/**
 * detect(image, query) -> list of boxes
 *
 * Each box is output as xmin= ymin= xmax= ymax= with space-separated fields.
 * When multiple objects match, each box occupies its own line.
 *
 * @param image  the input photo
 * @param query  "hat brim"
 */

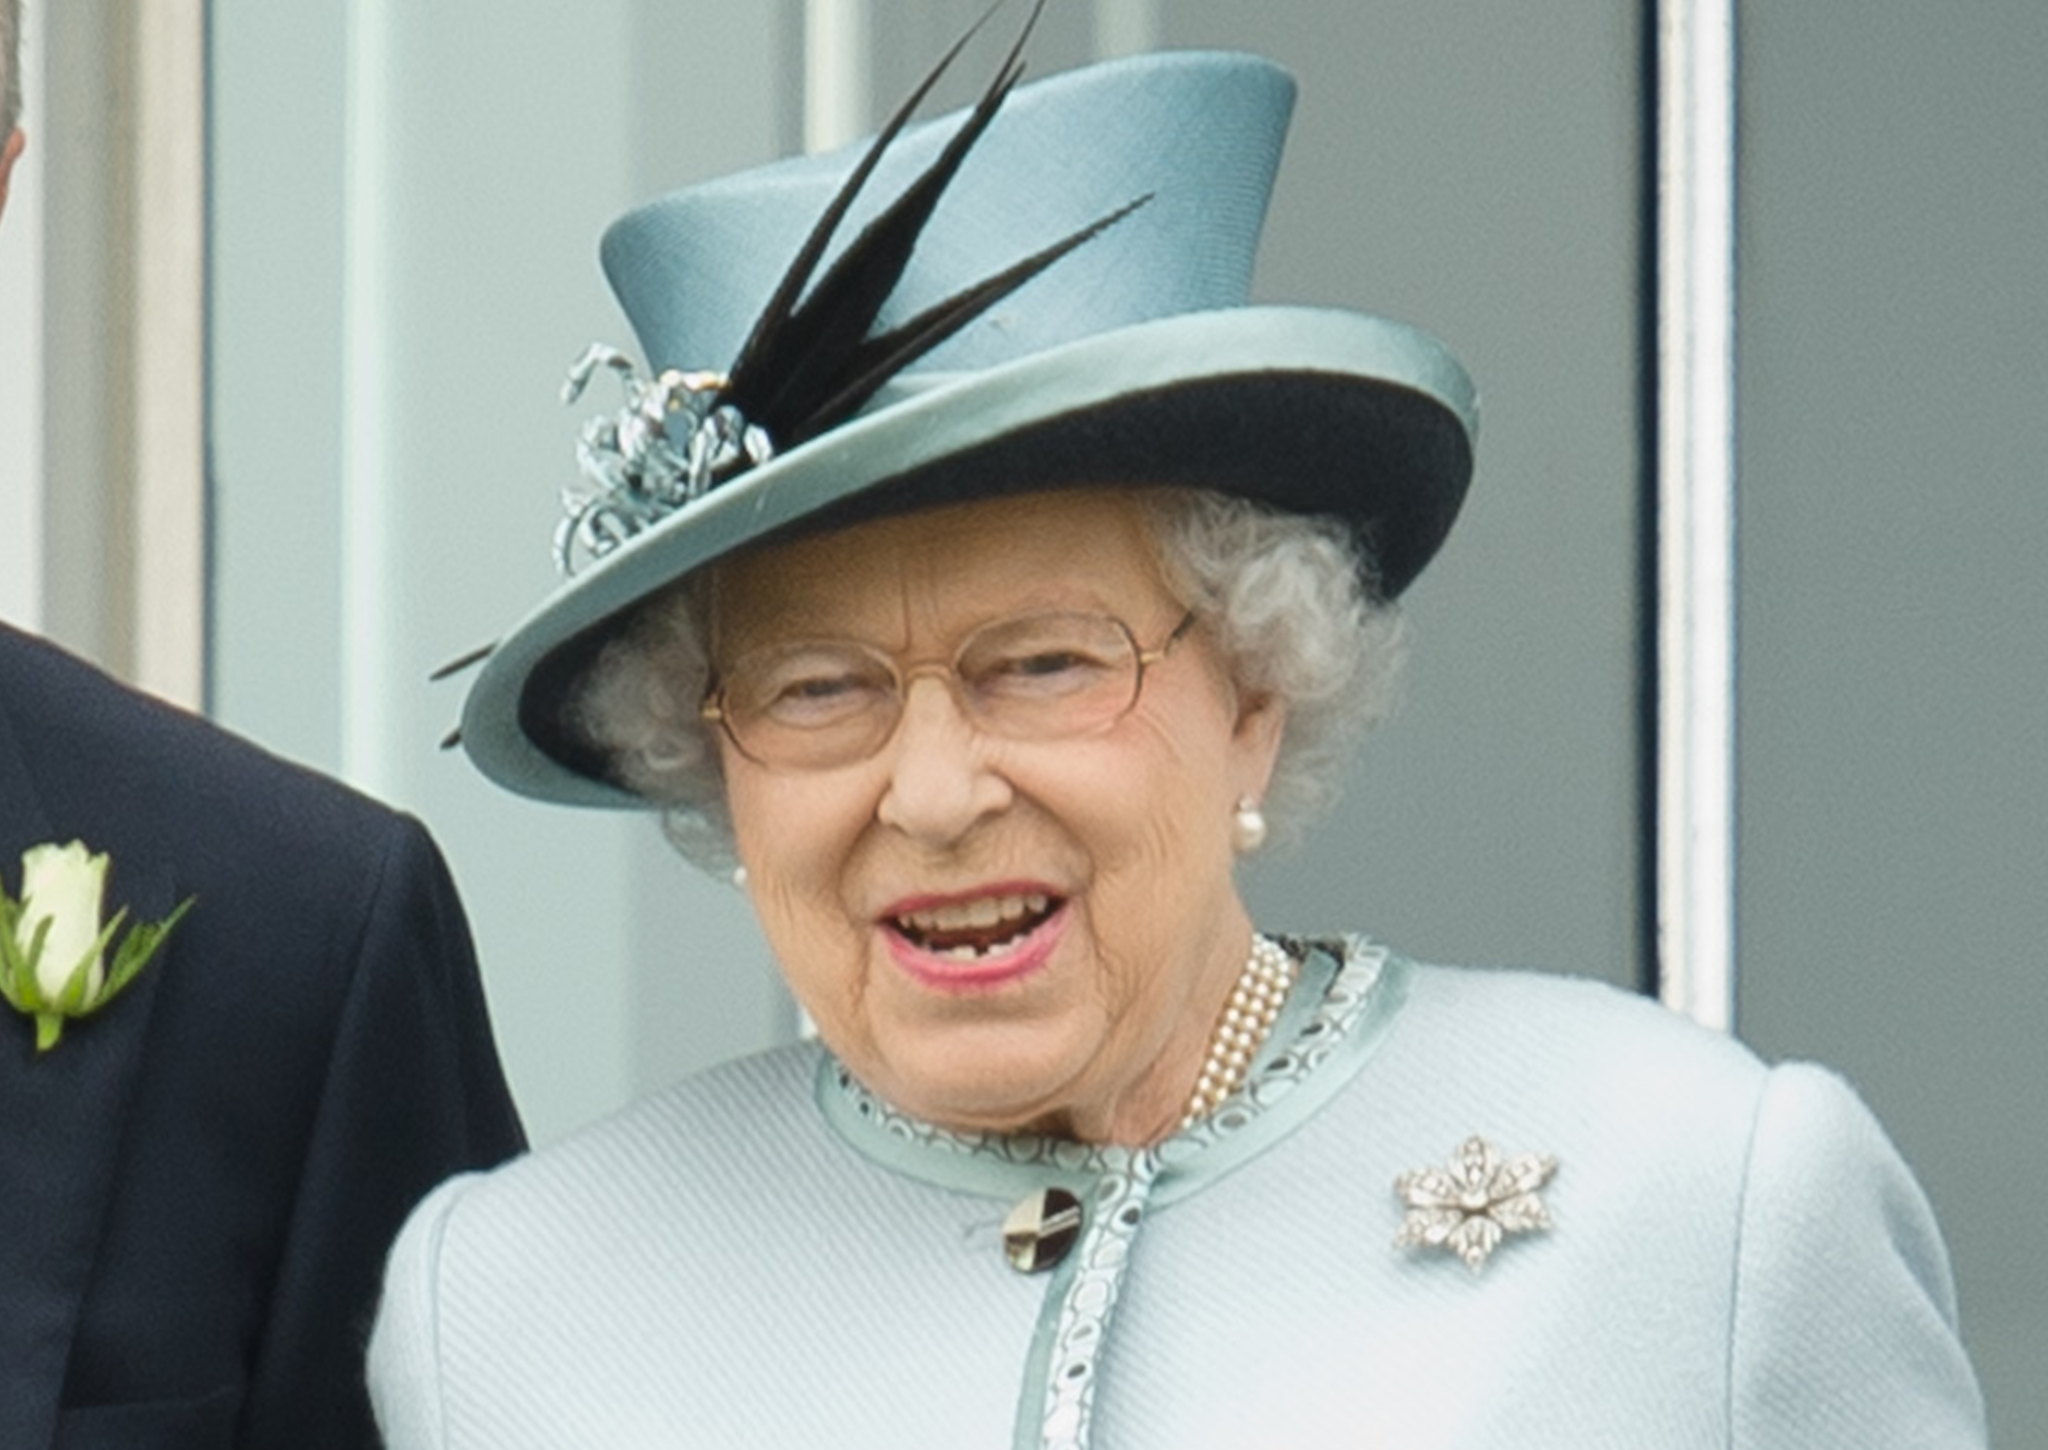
xmin=461 ymin=304 xmax=1477 ymax=807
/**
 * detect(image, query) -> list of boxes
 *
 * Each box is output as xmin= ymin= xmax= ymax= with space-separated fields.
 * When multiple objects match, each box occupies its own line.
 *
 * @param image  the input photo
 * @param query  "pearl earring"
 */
xmin=732 ymin=864 xmax=750 ymax=890
xmin=1231 ymin=796 xmax=1268 ymax=855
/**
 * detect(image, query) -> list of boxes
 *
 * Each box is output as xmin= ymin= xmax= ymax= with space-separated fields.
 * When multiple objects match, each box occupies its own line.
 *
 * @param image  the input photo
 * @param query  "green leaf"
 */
xmin=53 ymin=950 xmax=101 ymax=1014
xmin=12 ymin=913 xmax=55 ymax=1009
xmin=0 ymin=898 xmax=28 ymax=1010
xmin=103 ymin=896 xmax=194 ymax=999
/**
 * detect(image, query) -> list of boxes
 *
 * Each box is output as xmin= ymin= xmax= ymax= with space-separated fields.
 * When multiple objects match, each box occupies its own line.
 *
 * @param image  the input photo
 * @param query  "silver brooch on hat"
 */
xmin=1394 ymin=1135 xmax=1557 ymax=1272
xmin=553 ymin=346 xmax=772 ymax=576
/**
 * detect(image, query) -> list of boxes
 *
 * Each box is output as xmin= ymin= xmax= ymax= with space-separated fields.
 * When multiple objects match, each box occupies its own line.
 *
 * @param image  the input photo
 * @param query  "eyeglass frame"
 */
xmin=699 ymin=608 xmax=1200 ymax=771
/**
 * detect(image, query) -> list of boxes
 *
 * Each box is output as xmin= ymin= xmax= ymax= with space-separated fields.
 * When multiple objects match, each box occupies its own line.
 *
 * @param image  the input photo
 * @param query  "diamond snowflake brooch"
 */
xmin=1394 ymin=1135 xmax=1558 ymax=1272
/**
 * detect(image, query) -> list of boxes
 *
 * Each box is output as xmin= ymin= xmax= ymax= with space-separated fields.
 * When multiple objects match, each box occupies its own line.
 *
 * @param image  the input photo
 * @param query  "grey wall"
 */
xmin=1735 ymin=5 xmax=2048 ymax=1439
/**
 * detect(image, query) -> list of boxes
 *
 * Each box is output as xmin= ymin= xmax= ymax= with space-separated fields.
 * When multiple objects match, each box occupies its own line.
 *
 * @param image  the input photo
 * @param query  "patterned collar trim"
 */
xmin=814 ymin=935 xmax=1409 ymax=1208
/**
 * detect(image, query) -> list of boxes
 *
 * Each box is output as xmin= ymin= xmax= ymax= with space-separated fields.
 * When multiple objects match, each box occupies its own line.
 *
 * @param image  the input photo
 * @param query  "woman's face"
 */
xmin=710 ymin=489 xmax=1283 ymax=1143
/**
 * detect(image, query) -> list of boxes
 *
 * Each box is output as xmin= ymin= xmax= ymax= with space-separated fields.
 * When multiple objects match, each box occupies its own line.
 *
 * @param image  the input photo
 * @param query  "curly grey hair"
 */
xmin=568 ymin=487 xmax=1406 ymax=872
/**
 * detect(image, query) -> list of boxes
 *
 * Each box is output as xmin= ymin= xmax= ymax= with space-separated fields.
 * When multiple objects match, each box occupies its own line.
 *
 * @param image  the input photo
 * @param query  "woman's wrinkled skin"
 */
xmin=713 ymin=489 xmax=1285 ymax=1145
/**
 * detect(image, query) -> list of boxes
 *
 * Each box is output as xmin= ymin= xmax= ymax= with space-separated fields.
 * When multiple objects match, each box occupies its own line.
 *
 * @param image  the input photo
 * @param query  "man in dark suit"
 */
xmin=0 ymin=8 xmax=526 ymax=1443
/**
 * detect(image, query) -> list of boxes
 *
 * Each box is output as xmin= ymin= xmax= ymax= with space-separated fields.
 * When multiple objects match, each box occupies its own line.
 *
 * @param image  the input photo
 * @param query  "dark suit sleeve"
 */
xmin=236 ymin=814 xmax=525 ymax=1450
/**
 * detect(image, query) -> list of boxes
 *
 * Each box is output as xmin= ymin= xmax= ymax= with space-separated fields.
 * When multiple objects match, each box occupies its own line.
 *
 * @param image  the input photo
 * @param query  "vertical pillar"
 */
xmin=1654 ymin=0 xmax=1739 ymax=1031
xmin=804 ymin=0 xmax=869 ymax=151
xmin=37 ymin=0 xmax=205 ymax=706
xmin=1092 ymin=0 xmax=1158 ymax=58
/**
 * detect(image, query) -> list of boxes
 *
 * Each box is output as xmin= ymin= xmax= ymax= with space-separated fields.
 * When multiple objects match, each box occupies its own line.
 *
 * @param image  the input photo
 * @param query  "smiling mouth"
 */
xmin=891 ymin=892 xmax=1059 ymax=962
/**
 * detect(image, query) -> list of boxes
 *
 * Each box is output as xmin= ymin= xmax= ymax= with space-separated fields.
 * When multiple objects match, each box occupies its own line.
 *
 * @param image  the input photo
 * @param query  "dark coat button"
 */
xmin=1003 ymin=1187 xmax=1083 ymax=1273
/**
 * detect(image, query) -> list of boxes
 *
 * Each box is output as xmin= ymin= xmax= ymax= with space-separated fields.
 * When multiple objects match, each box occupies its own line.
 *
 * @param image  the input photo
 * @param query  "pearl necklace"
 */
xmin=1181 ymin=934 xmax=1297 ymax=1129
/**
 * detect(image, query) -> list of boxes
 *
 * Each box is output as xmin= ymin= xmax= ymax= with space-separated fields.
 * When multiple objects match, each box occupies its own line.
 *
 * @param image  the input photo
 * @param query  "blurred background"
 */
xmin=1 ymin=1 xmax=2041 ymax=1437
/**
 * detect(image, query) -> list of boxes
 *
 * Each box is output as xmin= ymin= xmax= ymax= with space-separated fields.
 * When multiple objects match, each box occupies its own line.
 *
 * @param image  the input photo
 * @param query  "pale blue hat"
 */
xmin=460 ymin=42 xmax=1478 ymax=807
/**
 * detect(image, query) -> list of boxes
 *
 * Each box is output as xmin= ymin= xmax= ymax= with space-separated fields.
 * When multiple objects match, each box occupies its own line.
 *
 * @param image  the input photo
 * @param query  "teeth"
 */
xmin=897 ymin=892 xmax=1050 ymax=936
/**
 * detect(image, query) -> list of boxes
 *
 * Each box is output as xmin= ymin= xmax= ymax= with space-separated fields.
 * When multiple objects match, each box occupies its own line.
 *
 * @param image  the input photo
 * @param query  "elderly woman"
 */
xmin=369 ymin=21 xmax=1984 ymax=1450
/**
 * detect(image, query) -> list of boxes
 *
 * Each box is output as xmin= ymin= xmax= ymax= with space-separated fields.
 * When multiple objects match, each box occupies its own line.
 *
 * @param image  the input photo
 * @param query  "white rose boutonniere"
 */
xmin=0 ymin=841 xmax=193 ymax=1052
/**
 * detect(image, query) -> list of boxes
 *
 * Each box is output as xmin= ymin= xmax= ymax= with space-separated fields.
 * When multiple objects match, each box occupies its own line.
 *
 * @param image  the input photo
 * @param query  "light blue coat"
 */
xmin=369 ymin=943 xmax=1985 ymax=1447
